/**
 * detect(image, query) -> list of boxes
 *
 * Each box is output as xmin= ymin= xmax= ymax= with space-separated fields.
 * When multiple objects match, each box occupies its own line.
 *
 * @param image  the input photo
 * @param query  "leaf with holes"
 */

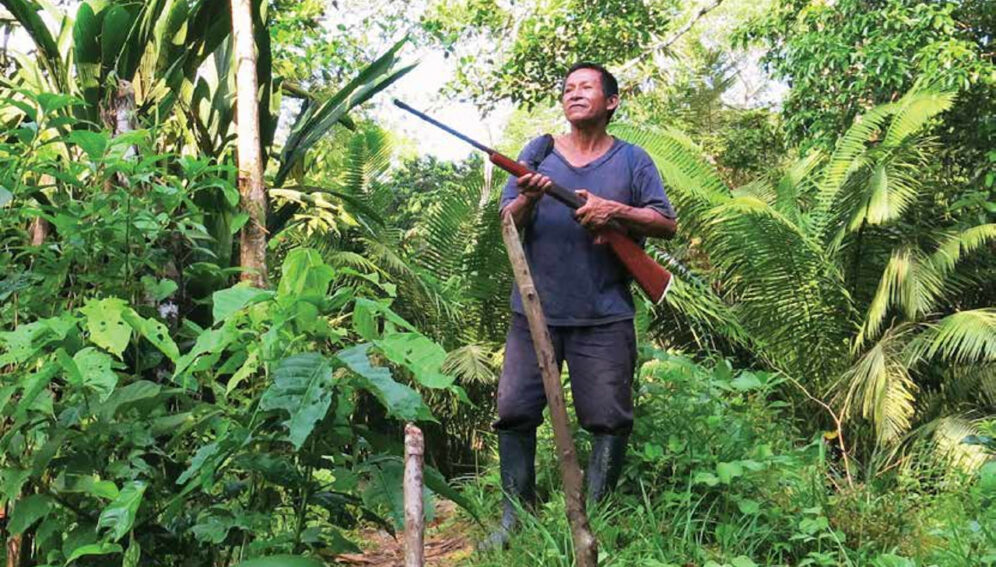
xmin=73 ymin=347 xmax=119 ymax=402
xmin=122 ymin=309 xmax=179 ymax=362
xmin=81 ymin=298 xmax=133 ymax=358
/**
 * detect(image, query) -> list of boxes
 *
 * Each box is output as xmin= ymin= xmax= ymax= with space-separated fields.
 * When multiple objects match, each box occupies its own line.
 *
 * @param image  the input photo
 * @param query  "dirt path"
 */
xmin=334 ymin=500 xmax=476 ymax=566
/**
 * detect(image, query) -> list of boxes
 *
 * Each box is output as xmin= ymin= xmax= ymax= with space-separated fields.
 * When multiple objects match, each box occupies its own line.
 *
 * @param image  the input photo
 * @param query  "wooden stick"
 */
xmin=500 ymin=214 xmax=598 ymax=567
xmin=403 ymin=423 xmax=425 ymax=567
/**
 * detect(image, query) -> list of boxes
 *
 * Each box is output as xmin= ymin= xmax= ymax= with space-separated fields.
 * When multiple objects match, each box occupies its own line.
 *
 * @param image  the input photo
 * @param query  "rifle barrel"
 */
xmin=393 ymin=99 xmax=496 ymax=155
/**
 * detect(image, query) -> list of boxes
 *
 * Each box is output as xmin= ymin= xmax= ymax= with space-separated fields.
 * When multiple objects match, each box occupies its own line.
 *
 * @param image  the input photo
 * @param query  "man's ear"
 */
xmin=606 ymin=94 xmax=620 ymax=112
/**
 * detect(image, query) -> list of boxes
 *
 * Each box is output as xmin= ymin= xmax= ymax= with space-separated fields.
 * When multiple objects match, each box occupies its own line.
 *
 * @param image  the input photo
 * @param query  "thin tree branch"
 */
xmin=618 ymin=0 xmax=726 ymax=74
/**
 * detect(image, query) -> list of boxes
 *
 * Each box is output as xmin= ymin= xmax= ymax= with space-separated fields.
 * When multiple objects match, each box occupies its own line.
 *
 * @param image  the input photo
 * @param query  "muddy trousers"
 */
xmin=493 ymin=314 xmax=637 ymax=435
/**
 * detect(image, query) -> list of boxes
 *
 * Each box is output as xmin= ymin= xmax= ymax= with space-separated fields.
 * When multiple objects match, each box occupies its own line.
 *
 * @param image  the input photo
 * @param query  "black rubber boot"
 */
xmin=586 ymin=432 xmax=628 ymax=503
xmin=478 ymin=429 xmax=537 ymax=551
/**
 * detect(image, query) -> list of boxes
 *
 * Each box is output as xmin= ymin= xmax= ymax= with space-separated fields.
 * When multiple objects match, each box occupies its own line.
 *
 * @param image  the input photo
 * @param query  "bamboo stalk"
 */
xmin=403 ymin=423 xmax=425 ymax=567
xmin=500 ymin=214 xmax=598 ymax=566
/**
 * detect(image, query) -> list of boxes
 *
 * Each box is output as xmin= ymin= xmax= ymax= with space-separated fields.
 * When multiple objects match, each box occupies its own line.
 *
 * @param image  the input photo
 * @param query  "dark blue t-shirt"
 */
xmin=499 ymin=136 xmax=676 ymax=326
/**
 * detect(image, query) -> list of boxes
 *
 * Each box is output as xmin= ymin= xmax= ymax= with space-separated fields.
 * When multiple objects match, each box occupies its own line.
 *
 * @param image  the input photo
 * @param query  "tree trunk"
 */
xmin=500 ymin=214 xmax=598 ymax=566
xmin=403 ymin=424 xmax=425 ymax=567
xmin=230 ymin=0 xmax=268 ymax=287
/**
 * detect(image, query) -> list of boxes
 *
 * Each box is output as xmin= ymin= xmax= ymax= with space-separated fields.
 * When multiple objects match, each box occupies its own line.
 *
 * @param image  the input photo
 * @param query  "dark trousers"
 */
xmin=494 ymin=314 xmax=637 ymax=435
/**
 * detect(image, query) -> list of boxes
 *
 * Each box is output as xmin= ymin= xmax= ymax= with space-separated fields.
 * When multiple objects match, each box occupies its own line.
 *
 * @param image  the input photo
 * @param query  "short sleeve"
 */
xmin=631 ymin=145 xmax=676 ymax=220
xmin=499 ymin=136 xmax=549 ymax=212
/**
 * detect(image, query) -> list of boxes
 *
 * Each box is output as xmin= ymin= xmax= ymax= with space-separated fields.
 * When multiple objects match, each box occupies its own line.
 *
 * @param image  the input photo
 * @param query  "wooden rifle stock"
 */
xmin=490 ymin=154 xmax=673 ymax=303
xmin=393 ymin=99 xmax=673 ymax=303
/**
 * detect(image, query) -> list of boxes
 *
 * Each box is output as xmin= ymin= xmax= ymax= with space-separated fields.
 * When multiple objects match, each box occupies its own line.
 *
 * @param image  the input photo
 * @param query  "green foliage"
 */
xmin=467 ymin=353 xmax=995 ymax=566
xmin=423 ymin=0 xmax=679 ymax=110
xmin=614 ymin=87 xmax=996 ymax=469
xmin=0 ymin=92 xmax=471 ymax=565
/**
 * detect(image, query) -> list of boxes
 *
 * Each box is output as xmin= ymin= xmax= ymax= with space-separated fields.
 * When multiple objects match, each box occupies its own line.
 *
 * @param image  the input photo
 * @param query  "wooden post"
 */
xmin=230 ymin=0 xmax=268 ymax=287
xmin=403 ymin=423 xmax=425 ymax=567
xmin=500 ymin=215 xmax=598 ymax=566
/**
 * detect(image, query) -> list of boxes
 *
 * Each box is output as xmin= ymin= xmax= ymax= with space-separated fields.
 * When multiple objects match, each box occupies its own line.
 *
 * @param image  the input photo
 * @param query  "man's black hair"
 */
xmin=562 ymin=62 xmax=619 ymax=122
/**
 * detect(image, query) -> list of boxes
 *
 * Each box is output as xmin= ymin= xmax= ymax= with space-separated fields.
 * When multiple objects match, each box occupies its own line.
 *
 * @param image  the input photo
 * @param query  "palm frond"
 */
xmin=855 ymin=247 xmax=943 ymax=349
xmin=929 ymin=223 xmax=996 ymax=277
xmin=839 ymin=330 xmax=917 ymax=446
xmin=774 ymin=149 xmax=823 ymax=226
xmin=816 ymin=102 xmax=897 ymax=221
xmin=706 ymin=196 xmax=855 ymax=382
xmin=441 ymin=344 xmax=498 ymax=385
xmin=909 ymin=308 xmax=996 ymax=365
xmin=882 ymin=91 xmax=955 ymax=149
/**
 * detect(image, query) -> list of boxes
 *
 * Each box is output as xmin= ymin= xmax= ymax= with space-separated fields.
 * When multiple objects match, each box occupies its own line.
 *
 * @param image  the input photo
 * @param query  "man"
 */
xmin=483 ymin=62 xmax=677 ymax=549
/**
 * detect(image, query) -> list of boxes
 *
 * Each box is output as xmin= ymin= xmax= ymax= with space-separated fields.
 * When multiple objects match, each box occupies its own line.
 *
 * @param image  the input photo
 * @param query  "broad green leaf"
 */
xmin=362 ymin=459 xmax=405 ymax=529
xmin=375 ymin=333 xmax=454 ymax=388
xmin=0 ymin=185 xmax=11 ymax=207
xmin=61 ymin=475 xmax=119 ymax=500
xmin=72 ymin=347 xmax=118 ymax=402
xmin=177 ymin=427 xmax=249 ymax=487
xmin=234 ymin=556 xmax=324 ymax=567
xmin=226 ymin=349 xmax=259 ymax=394
xmin=65 ymin=541 xmax=123 ymax=563
xmin=0 ymin=468 xmax=31 ymax=501
xmin=122 ymin=309 xmax=179 ymax=362
xmin=0 ymin=385 xmax=18 ymax=415
xmin=66 ymin=130 xmax=107 ymax=161
xmin=97 ymin=481 xmax=147 ymax=542
xmin=260 ymin=353 xmax=335 ymax=450
xmin=14 ymin=364 xmax=58 ymax=419
xmin=731 ymin=557 xmax=758 ymax=567
xmin=99 ymin=4 xmax=133 ymax=76
xmin=0 ymin=315 xmax=75 ymax=365
xmin=737 ymin=498 xmax=761 ymax=515
xmin=191 ymin=510 xmax=240 ymax=544
xmin=337 ymin=344 xmax=433 ymax=422
xmin=8 ymin=494 xmax=52 ymax=534
xmin=173 ymin=321 xmax=240 ymax=382
xmin=81 ymin=298 xmax=132 ymax=358
xmin=212 ymin=285 xmax=273 ymax=323
xmin=980 ymin=461 xmax=996 ymax=494
xmin=140 ymin=276 xmax=178 ymax=302
xmin=277 ymin=248 xmax=334 ymax=300
xmin=97 ymin=380 xmax=161 ymax=420
xmin=177 ymin=439 xmax=223 ymax=486
xmin=730 ymin=372 xmax=764 ymax=392
xmin=692 ymin=471 xmax=719 ymax=487
xmin=717 ymin=461 xmax=744 ymax=484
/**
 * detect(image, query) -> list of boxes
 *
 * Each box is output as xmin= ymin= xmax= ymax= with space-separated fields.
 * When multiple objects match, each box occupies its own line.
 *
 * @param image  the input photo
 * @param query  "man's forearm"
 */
xmin=608 ymin=202 xmax=676 ymax=239
xmin=501 ymin=194 xmax=541 ymax=229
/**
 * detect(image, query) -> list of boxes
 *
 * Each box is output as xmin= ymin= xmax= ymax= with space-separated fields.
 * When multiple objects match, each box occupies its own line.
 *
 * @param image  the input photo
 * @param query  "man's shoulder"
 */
xmin=616 ymin=139 xmax=653 ymax=165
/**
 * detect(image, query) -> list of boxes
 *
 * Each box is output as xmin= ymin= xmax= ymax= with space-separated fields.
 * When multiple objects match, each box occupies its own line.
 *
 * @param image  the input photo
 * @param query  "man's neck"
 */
xmin=566 ymin=122 xmax=612 ymax=154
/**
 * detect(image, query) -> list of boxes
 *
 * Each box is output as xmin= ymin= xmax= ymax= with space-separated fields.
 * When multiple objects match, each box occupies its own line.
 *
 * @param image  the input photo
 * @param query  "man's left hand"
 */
xmin=574 ymin=189 xmax=620 ymax=230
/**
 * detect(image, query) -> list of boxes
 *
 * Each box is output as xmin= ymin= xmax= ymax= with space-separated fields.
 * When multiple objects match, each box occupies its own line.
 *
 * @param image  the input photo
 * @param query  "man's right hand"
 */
xmin=516 ymin=164 xmax=553 ymax=202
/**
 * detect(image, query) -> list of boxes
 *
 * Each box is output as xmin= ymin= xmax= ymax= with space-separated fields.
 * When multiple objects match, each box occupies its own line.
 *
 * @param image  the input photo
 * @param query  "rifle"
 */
xmin=393 ymin=99 xmax=673 ymax=303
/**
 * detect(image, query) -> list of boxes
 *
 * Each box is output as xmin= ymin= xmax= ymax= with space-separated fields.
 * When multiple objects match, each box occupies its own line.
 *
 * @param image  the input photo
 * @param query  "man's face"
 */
xmin=562 ymin=68 xmax=619 ymax=126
